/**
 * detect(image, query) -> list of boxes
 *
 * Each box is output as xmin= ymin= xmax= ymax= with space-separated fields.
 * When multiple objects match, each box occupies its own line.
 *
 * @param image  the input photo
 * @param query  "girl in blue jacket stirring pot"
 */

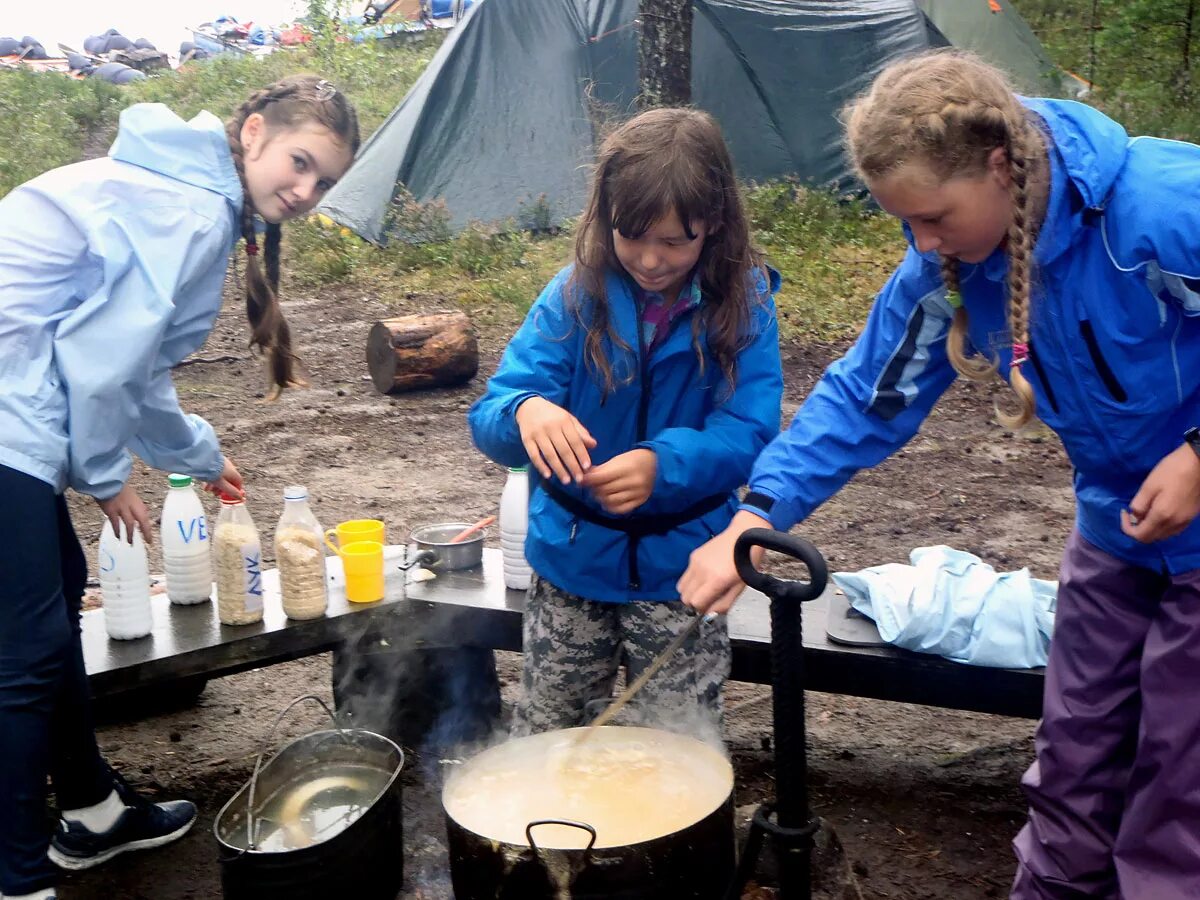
xmin=680 ymin=51 xmax=1200 ymax=898
xmin=470 ymin=107 xmax=783 ymax=738
xmin=0 ymin=75 xmax=358 ymax=899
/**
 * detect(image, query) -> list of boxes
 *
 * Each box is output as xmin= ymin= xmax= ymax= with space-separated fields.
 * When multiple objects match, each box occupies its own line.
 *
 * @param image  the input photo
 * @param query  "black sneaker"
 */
xmin=47 ymin=774 xmax=196 ymax=871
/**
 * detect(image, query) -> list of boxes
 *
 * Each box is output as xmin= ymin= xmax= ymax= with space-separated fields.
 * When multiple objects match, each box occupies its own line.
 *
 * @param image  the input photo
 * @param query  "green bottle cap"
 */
xmin=168 ymin=474 xmax=192 ymax=488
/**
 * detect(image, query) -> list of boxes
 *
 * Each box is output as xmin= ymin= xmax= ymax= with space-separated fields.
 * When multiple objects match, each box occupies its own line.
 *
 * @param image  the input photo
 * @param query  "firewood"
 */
xmin=366 ymin=310 xmax=479 ymax=394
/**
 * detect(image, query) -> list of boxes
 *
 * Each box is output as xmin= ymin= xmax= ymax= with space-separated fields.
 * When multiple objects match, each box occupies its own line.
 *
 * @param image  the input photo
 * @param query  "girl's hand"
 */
xmin=204 ymin=458 xmax=245 ymax=500
xmin=676 ymin=510 xmax=770 ymax=615
xmin=96 ymin=485 xmax=153 ymax=545
xmin=515 ymin=396 xmax=597 ymax=484
xmin=1121 ymin=443 xmax=1200 ymax=543
xmin=579 ymin=449 xmax=656 ymax=515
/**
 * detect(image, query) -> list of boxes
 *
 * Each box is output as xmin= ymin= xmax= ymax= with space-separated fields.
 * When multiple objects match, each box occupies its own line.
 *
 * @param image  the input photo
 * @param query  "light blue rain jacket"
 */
xmin=744 ymin=99 xmax=1200 ymax=574
xmin=833 ymin=546 xmax=1057 ymax=668
xmin=469 ymin=265 xmax=783 ymax=603
xmin=0 ymin=104 xmax=242 ymax=499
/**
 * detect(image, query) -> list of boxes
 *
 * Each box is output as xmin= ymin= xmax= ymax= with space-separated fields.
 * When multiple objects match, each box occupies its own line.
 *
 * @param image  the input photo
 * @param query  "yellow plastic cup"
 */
xmin=337 ymin=540 xmax=385 ymax=604
xmin=324 ymin=519 xmax=385 ymax=554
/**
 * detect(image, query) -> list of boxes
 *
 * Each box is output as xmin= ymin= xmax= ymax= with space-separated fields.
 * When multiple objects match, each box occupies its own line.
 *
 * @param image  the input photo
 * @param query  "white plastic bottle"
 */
xmin=274 ymin=485 xmax=329 ymax=620
xmin=160 ymin=473 xmax=213 ymax=605
xmin=500 ymin=466 xmax=532 ymax=590
xmin=214 ymin=496 xmax=265 ymax=626
xmin=98 ymin=519 xmax=153 ymax=640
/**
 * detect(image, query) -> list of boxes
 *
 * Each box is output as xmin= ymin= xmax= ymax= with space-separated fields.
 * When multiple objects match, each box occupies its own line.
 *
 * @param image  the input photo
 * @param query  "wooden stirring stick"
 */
xmin=449 ymin=515 xmax=496 ymax=543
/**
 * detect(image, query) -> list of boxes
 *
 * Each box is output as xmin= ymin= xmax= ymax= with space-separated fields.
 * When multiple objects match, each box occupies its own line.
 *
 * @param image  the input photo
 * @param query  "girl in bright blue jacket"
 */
xmin=0 ymin=76 xmax=358 ymax=900
xmin=680 ymin=51 xmax=1200 ymax=898
xmin=469 ymin=107 xmax=783 ymax=737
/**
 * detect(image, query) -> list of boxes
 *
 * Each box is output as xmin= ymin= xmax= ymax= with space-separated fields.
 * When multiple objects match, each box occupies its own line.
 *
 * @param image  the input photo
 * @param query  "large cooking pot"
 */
xmin=443 ymin=725 xmax=736 ymax=899
xmin=214 ymin=696 xmax=405 ymax=900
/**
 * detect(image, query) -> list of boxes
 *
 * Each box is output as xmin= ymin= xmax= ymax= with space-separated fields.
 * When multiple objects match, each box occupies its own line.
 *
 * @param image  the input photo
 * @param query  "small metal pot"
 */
xmin=214 ymin=696 xmax=405 ymax=900
xmin=407 ymin=522 xmax=485 ymax=571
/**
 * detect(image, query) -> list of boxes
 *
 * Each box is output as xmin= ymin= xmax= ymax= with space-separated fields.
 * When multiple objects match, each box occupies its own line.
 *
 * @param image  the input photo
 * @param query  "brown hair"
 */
xmin=225 ymin=74 xmax=360 ymax=399
xmin=842 ymin=51 xmax=1046 ymax=429
xmin=569 ymin=107 xmax=763 ymax=397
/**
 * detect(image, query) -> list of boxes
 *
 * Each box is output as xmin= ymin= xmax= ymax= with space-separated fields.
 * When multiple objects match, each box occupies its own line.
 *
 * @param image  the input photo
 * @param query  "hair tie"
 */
xmin=245 ymin=242 xmax=259 ymax=256
xmin=945 ymin=290 xmax=963 ymax=310
xmin=1011 ymin=341 xmax=1030 ymax=366
xmin=315 ymin=79 xmax=337 ymax=101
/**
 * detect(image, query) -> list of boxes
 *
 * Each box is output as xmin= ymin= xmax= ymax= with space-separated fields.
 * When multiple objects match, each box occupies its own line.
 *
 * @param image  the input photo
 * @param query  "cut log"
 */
xmin=366 ymin=311 xmax=479 ymax=394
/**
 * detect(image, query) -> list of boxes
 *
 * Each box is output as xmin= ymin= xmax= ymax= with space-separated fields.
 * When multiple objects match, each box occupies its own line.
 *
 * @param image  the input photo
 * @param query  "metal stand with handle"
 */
xmin=727 ymin=528 xmax=828 ymax=900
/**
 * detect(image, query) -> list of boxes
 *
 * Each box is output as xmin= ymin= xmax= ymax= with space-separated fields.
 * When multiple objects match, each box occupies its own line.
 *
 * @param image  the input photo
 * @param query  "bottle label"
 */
xmin=242 ymin=545 xmax=264 ymax=613
xmin=175 ymin=516 xmax=209 ymax=545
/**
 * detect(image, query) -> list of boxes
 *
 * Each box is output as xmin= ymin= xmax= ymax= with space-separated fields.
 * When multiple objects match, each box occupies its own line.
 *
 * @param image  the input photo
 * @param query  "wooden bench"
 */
xmin=83 ymin=547 xmax=1044 ymax=720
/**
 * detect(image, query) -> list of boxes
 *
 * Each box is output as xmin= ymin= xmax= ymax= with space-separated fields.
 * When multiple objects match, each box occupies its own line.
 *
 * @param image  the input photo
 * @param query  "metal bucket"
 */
xmin=214 ymin=695 xmax=405 ymax=900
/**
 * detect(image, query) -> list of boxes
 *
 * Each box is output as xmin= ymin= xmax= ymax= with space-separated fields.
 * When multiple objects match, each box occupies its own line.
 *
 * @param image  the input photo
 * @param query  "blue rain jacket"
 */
xmin=470 ymin=265 xmax=783 ymax=603
xmin=0 ymin=104 xmax=242 ymax=499
xmin=833 ymin=546 xmax=1057 ymax=669
xmin=746 ymin=98 xmax=1200 ymax=575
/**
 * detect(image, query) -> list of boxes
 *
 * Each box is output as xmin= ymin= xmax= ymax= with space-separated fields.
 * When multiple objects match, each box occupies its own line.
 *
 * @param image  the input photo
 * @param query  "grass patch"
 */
xmin=750 ymin=183 xmax=902 ymax=341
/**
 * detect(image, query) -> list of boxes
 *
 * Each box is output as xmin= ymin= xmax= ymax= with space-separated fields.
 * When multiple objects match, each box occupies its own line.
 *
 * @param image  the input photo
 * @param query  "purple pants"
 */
xmin=1012 ymin=530 xmax=1200 ymax=899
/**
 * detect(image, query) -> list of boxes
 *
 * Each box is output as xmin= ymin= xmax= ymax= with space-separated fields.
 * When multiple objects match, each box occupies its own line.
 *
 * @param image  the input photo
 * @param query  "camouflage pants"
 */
xmin=512 ymin=575 xmax=730 ymax=739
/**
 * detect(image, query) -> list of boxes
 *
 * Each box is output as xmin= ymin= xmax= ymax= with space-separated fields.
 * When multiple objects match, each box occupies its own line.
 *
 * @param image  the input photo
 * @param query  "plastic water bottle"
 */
xmin=98 ymin=519 xmax=153 ymax=640
xmin=160 ymin=473 xmax=213 ymax=605
xmin=500 ymin=466 xmax=532 ymax=590
xmin=275 ymin=485 xmax=328 ymax=620
xmin=214 ymin=496 xmax=264 ymax=626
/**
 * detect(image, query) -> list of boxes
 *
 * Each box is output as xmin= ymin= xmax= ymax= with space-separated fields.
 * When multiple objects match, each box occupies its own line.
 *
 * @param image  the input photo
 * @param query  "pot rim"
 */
xmin=442 ymin=725 xmax=733 ymax=850
xmin=410 ymin=522 xmax=486 ymax=546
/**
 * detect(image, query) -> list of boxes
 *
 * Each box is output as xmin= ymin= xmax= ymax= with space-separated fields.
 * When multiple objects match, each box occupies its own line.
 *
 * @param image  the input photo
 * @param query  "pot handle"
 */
xmin=246 ymin=694 xmax=352 ymax=851
xmin=526 ymin=818 xmax=597 ymax=853
xmin=734 ymin=528 xmax=828 ymax=603
xmin=396 ymin=547 xmax=437 ymax=571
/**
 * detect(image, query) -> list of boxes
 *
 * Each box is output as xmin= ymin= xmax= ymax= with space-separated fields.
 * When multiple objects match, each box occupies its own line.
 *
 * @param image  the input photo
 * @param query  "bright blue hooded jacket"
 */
xmin=470 ymin=265 xmax=783 ymax=602
xmin=745 ymin=99 xmax=1200 ymax=574
xmin=0 ymin=104 xmax=242 ymax=499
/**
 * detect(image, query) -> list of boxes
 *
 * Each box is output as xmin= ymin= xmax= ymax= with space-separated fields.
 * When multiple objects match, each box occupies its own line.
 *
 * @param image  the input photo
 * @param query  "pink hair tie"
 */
xmin=1011 ymin=341 xmax=1030 ymax=367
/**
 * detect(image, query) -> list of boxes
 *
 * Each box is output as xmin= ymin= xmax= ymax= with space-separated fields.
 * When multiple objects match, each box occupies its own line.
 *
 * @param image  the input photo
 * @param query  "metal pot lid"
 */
xmin=442 ymin=726 xmax=733 ymax=849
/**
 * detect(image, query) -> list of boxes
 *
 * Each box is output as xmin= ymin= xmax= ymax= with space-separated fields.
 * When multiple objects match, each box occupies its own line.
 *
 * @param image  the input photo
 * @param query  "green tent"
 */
xmin=320 ymin=0 xmax=1070 ymax=241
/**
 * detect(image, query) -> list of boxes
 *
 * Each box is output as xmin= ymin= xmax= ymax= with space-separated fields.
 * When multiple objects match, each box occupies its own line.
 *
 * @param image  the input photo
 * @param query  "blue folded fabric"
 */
xmin=832 ymin=546 xmax=1056 ymax=668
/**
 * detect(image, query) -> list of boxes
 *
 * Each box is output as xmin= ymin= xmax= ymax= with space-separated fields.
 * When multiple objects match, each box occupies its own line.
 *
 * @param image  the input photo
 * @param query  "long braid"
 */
xmin=224 ymin=75 xmax=360 ymax=400
xmin=226 ymin=90 xmax=303 ymax=399
xmin=998 ymin=122 xmax=1038 ymax=429
xmin=942 ymin=254 xmax=993 ymax=380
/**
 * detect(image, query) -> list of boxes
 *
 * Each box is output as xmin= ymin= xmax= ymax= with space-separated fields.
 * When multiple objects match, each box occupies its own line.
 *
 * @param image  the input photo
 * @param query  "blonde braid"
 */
xmin=997 ymin=123 xmax=1038 ymax=429
xmin=942 ymin=255 xmax=994 ymax=380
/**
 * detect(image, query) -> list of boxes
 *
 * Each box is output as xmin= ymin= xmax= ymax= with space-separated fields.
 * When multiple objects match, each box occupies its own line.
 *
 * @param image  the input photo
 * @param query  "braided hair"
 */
xmin=225 ymin=74 xmax=360 ymax=399
xmin=842 ymin=51 xmax=1047 ymax=429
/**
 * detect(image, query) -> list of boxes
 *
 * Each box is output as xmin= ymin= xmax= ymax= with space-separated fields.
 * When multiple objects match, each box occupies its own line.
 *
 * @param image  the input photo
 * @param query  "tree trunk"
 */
xmin=365 ymin=311 xmax=479 ymax=394
xmin=638 ymin=0 xmax=692 ymax=108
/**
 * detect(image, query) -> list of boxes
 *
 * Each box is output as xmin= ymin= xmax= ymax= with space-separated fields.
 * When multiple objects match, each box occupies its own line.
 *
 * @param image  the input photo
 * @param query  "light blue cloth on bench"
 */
xmin=831 ymin=546 xmax=1056 ymax=668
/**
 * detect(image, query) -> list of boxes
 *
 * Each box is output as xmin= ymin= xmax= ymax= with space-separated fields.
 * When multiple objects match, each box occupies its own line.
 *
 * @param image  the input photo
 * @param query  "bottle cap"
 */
xmin=168 ymin=473 xmax=192 ymax=488
xmin=508 ymin=466 xmax=528 ymax=473
xmin=219 ymin=492 xmax=245 ymax=504
xmin=283 ymin=485 xmax=309 ymax=501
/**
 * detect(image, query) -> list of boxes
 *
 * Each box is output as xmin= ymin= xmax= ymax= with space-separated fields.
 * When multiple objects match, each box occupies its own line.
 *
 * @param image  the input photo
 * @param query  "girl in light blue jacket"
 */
xmin=470 ymin=108 xmax=783 ymax=738
xmin=0 ymin=75 xmax=358 ymax=899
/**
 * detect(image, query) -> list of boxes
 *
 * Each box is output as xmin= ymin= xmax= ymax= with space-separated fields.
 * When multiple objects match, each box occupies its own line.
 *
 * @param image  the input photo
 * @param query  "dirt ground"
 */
xmin=57 ymin=264 xmax=1074 ymax=899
